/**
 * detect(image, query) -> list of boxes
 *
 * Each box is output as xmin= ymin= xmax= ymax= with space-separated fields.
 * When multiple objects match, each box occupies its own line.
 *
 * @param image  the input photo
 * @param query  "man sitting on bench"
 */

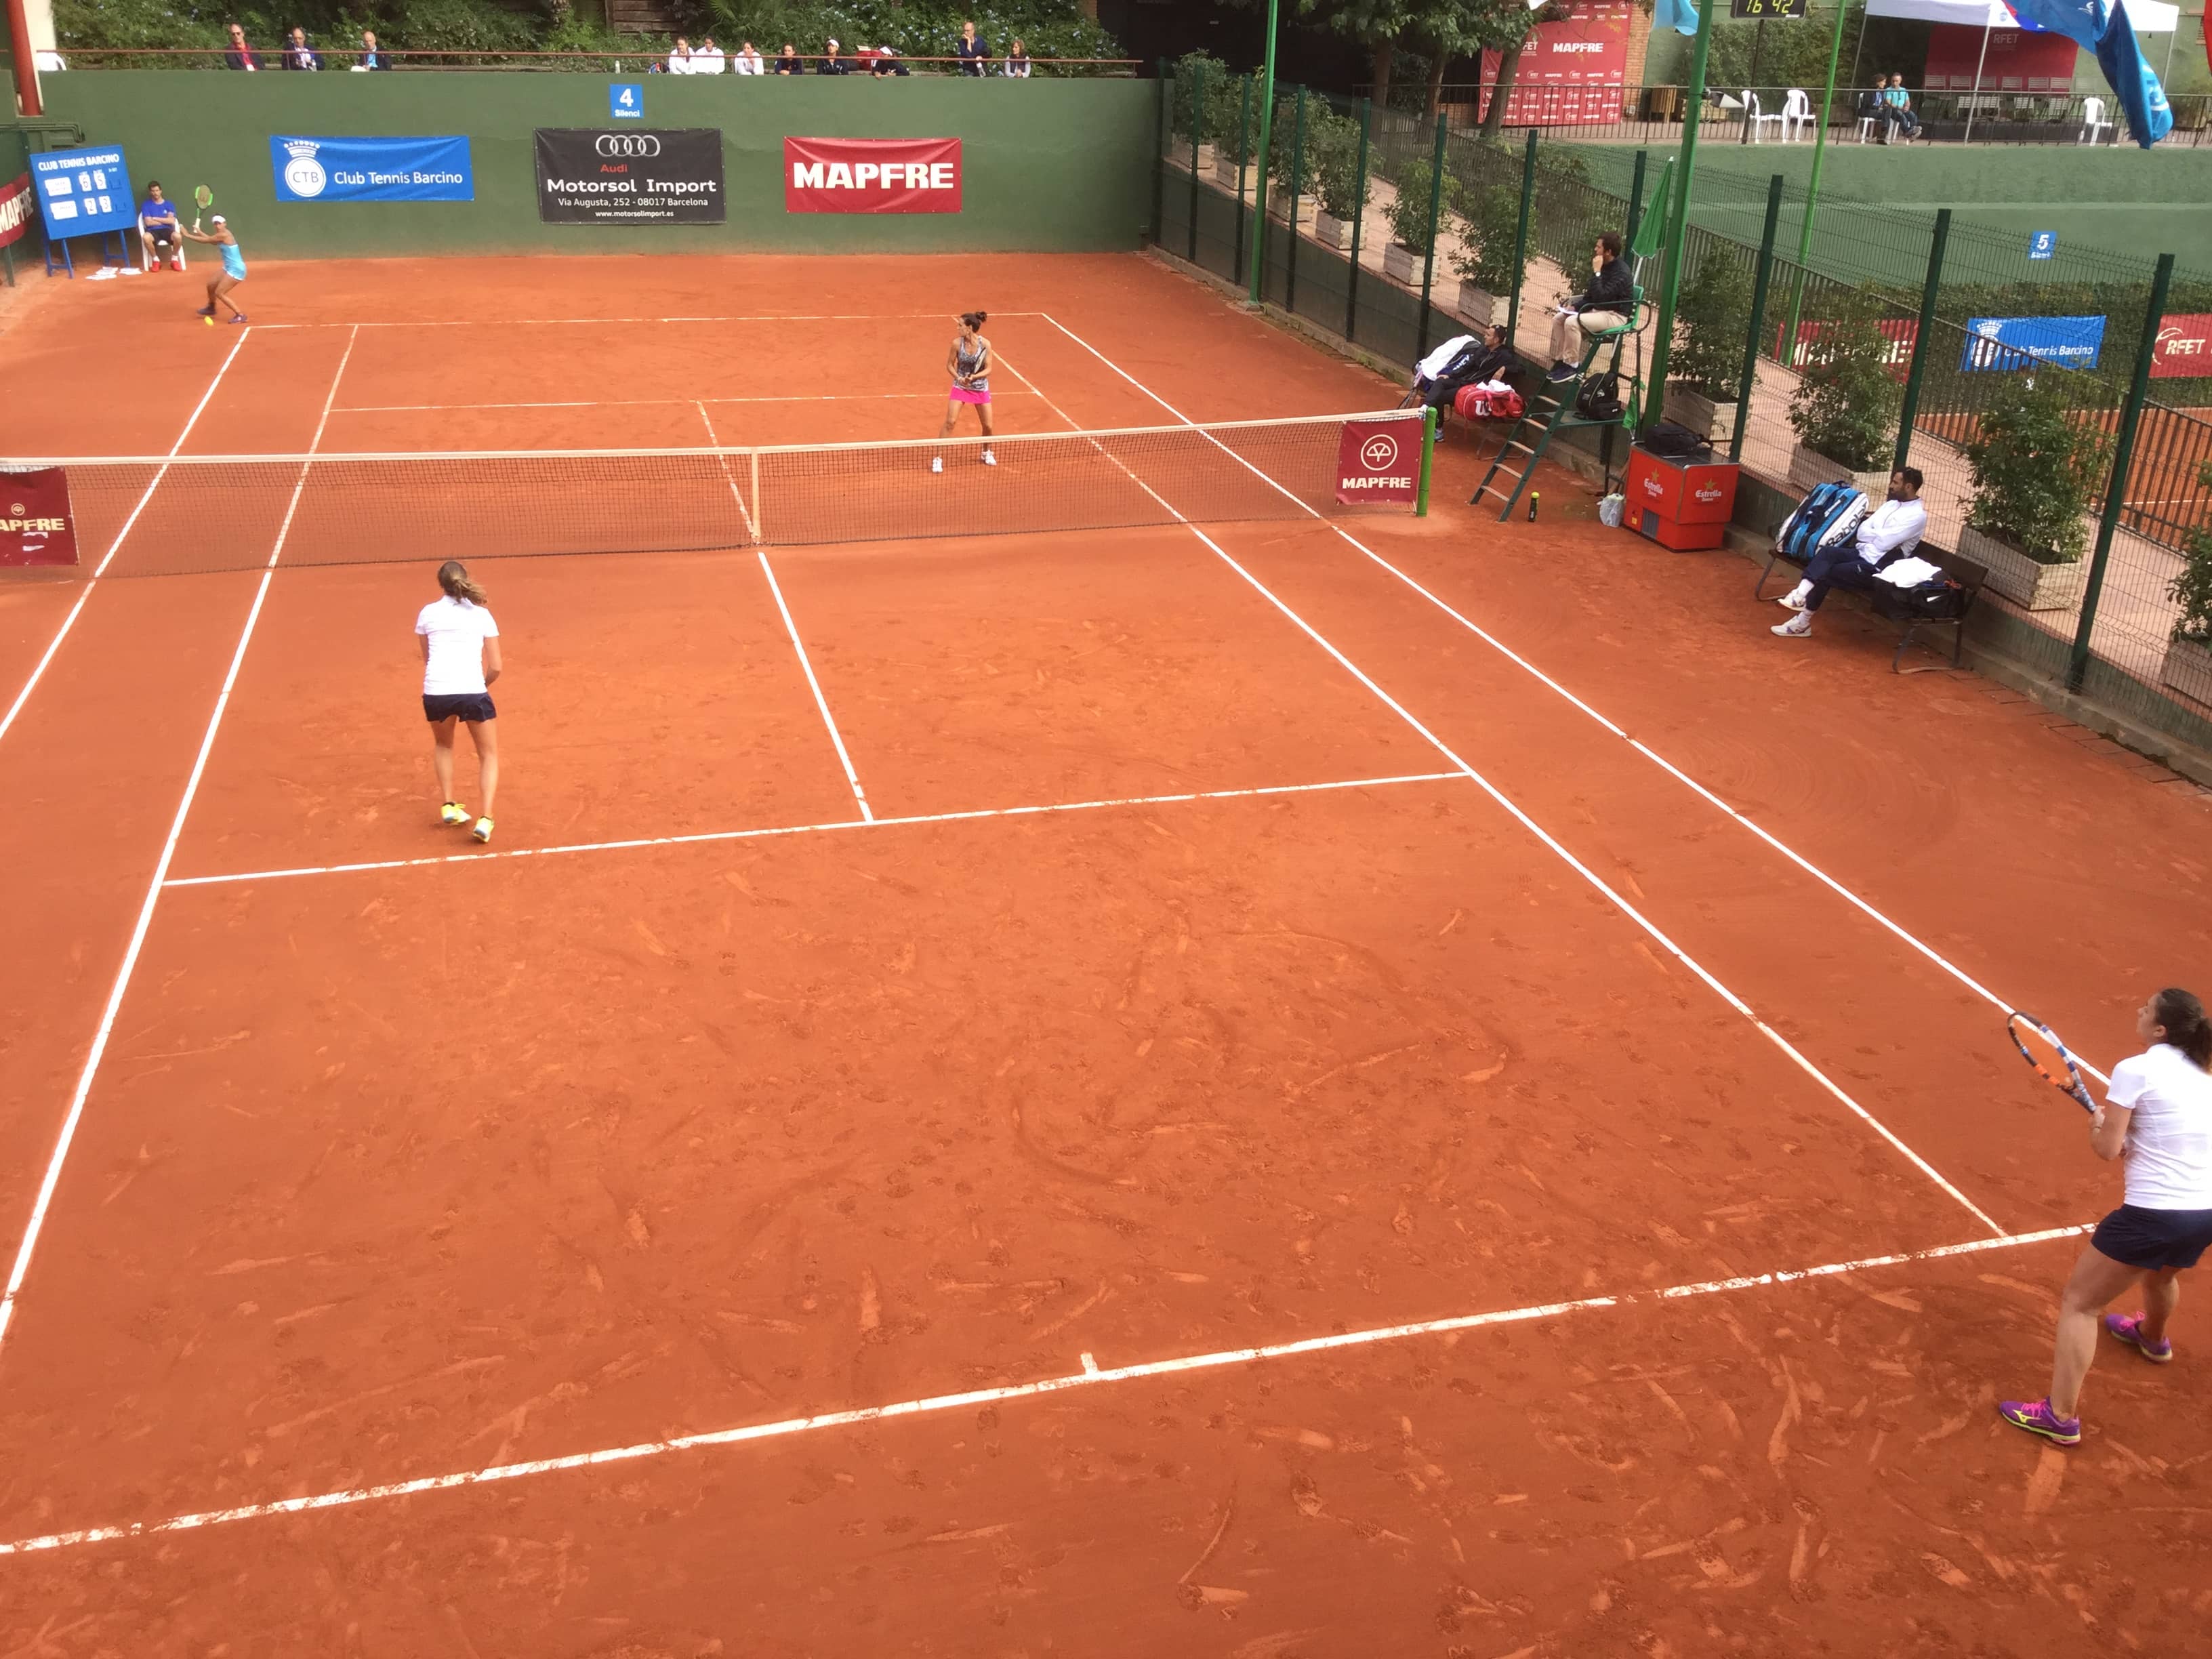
xmin=1547 ymin=230 xmax=1633 ymax=383
xmin=1772 ymin=467 xmax=1926 ymax=638
xmin=1407 ymin=324 xmax=1513 ymax=412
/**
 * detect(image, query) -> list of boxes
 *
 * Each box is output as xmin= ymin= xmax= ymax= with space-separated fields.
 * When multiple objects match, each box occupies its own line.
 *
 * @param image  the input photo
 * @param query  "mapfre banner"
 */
xmin=783 ymin=138 xmax=962 ymax=214
xmin=1335 ymin=419 xmax=1420 ymax=506
xmin=0 ymin=174 xmax=33 ymax=250
xmin=1 ymin=468 xmax=79 ymax=569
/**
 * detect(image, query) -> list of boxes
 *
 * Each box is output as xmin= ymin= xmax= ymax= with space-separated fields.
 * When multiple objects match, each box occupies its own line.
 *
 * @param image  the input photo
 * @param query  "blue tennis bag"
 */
xmin=1775 ymin=480 xmax=1869 ymax=562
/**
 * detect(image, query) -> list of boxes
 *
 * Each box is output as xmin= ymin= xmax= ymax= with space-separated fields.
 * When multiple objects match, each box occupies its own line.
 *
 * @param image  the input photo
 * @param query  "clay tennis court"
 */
xmin=1 ymin=253 xmax=2209 ymax=1654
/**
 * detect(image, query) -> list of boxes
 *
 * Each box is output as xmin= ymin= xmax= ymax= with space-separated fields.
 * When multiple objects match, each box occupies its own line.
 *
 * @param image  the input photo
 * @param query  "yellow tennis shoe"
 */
xmin=440 ymin=802 xmax=470 ymax=827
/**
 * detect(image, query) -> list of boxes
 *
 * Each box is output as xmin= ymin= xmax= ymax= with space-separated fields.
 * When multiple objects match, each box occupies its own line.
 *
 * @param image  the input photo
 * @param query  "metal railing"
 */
xmin=38 ymin=45 xmax=1142 ymax=76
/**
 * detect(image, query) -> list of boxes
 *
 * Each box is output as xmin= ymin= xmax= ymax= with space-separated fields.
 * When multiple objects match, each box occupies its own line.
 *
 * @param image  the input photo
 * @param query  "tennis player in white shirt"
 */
xmin=417 ymin=560 xmax=502 ymax=844
xmin=2002 ymin=987 xmax=2212 ymax=1446
xmin=1771 ymin=467 xmax=1929 ymax=638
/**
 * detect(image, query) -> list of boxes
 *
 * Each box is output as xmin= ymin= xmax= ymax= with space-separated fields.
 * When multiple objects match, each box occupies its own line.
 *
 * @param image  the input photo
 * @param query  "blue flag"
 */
xmin=2094 ymin=0 xmax=2174 ymax=147
xmin=2002 ymin=0 xmax=2106 ymax=51
xmin=1655 ymin=0 xmax=1700 ymax=37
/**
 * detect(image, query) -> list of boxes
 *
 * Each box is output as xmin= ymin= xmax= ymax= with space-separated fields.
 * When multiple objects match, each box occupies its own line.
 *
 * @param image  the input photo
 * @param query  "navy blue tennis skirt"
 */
xmin=2093 ymin=1204 xmax=2212 ymax=1271
xmin=423 ymin=692 xmax=496 ymax=723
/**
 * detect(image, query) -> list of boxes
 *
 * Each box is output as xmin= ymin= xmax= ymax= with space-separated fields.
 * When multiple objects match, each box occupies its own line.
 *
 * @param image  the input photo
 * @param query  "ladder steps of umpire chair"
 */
xmin=1469 ymin=327 xmax=1624 ymax=524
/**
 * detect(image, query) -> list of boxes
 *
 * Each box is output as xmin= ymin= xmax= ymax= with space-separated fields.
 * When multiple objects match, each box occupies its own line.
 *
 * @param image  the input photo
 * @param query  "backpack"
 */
xmin=1776 ymin=481 xmax=1868 ymax=562
xmin=1873 ymin=577 xmax=1967 ymax=621
xmin=1635 ymin=419 xmax=1711 ymax=461
xmin=1574 ymin=372 xmax=1623 ymax=423
xmin=1454 ymin=382 xmax=1524 ymax=422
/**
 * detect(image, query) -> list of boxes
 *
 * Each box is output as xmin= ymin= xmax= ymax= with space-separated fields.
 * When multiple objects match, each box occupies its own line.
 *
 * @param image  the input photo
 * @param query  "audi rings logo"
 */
xmin=596 ymin=134 xmax=661 ymax=158
xmin=1359 ymin=434 xmax=1399 ymax=472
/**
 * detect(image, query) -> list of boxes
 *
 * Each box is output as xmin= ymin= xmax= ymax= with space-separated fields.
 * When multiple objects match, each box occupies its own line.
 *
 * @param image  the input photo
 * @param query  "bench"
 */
xmin=1757 ymin=538 xmax=1988 ymax=674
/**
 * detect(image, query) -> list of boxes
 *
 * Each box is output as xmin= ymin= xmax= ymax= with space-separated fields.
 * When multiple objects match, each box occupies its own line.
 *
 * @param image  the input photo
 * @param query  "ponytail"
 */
xmin=2155 ymin=987 xmax=2212 ymax=1069
xmin=960 ymin=310 xmax=988 ymax=330
xmin=438 ymin=559 xmax=488 ymax=605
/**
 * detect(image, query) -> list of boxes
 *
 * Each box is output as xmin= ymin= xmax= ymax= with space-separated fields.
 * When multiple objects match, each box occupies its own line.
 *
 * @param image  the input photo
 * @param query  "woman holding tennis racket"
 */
xmin=2001 ymin=987 xmax=2212 ymax=1446
xmin=932 ymin=310 xmax=997 ymax=474
xmin=417 ymin=560 xmax=501 ymax=845
xmin=178 ymin=193 xmax=247 ymax=326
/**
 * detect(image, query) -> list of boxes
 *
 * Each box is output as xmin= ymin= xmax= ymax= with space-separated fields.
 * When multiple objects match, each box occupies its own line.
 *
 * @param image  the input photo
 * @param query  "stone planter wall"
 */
xmin=1213 ymin=156 xmax=1247 ymax=191
xmin=1455 ymin=284 xmax=1500 ymax=329
xmin=1268 ymin=190 xmax=1317 ymax=230
xmin=1383 ymin=242 xmax=1421 ymax=285
xmin=2161 ymin=636 xmax=2212 ymax=710
xmin=1957 ymin=525 xmax=2089 ymax=613
xmin=1191 ymin=142 xmax=1216 ymax=173
xmin=1664 ymin=385 xmax=1738 ymax=446
xmin=1786 ymin=441 xmax=1889 ymax=499
xmin=1311 ymin=210 xmax=1353 ymax=251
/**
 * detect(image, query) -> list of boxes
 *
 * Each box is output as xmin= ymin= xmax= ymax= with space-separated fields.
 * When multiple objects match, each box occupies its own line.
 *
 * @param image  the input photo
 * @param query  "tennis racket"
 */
xmin=2007 ymin=1010 xmax=2095 ymax=1113
xmin=192 ymin=184 xmax=213 ymax=232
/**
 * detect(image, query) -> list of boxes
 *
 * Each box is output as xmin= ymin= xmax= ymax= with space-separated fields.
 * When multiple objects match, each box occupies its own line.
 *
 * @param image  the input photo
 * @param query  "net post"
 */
xmin=749 ymin=449 xmax=763 ymax=544
xmin=1285 ymin=86 xmax=1307 ymax=316
xmin=1187 ymin=58 xmax=1204 ymax=265
xmin=1505 ymin=128 xmax=1536 ymax=356
xmin=1891 ymin=206 xmax=1949 ymax=475
xmin=1731 ymin=173 xmax=1784 ymax=466
xmin=1415 ymin=112 xmax=1448 ymax=364
xmin=2069 ymin=251 xmax=2174 ymax=695
xmin=1417 ymin=406 xmax=1437 ymax=518
xmin=1233 ymin=75 xmax=1253 ymax=289
xmin=1345 ymin=96 xmax=1372 ymax=344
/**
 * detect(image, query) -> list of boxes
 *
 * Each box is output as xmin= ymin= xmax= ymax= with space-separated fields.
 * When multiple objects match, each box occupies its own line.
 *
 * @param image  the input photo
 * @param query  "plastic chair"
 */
xmin=1747 ymin=91 xmax=1787 ymax=143
xmin=139 ymin=224 xmax=185 ymax=273
xmin=1782 ymin=88 xmax=1814 ymax=141
xmin=2079 ymin=96 xmax=2111 ymax=144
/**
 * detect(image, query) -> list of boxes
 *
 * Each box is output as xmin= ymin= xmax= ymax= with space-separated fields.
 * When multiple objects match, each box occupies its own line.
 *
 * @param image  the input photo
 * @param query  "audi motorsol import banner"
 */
xmin=1335 ymin=419 xmax=1419 ymax=506
xmin=784 ymin=138 xmax=962 ymax=214
xmin=534 ymin=129 xmax=724 ymax=224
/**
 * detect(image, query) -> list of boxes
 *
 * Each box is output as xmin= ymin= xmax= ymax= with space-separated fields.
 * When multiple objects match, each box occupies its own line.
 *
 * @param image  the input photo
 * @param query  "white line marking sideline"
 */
xmin=757 ymin=551 xmax=874 ymax=823
xmin=331 ymin=394 xmax=1044 ymax=413
xmin=1033 ymin=312 xmax=2121 ymax=1087
xmin=0 ymin=1222 xmax=2091 ymax=1559
xmin=161 ymin=773 xmax=1471 ymax=889
xmin=0 ymin=331 xmax=253 ymax=748
xmin=253 ymin=312 xmax=1040 ymax=331
xmin=0 ymin=328 xmax=361 ymax=1366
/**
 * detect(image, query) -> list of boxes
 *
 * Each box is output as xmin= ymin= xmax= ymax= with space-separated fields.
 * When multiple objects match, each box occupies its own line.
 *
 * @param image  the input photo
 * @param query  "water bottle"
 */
xmin=1528 ymin=491 xmax=1540 ymax=523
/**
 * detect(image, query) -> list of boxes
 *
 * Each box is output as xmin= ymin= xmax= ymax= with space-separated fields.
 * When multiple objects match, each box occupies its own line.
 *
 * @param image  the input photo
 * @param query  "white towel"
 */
xmin=1877 ymin=556 xmax=1944 ymax=588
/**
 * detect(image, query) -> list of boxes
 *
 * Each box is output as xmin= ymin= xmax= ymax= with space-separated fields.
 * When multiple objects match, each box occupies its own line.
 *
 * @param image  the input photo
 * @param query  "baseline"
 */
xmin=0 ymin=1222 xmax=2090 ymax=1559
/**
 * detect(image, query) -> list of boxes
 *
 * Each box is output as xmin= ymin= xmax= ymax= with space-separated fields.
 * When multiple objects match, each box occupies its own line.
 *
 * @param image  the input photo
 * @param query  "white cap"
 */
xmin=209 ymin=213 xmax=226 ymax=224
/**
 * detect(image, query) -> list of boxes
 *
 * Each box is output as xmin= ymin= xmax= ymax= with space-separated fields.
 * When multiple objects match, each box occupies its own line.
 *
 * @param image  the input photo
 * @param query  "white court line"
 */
xmin=253 ymin=312 xmax=1041 ymax=331
xmin=0 ymin=1221 xmax=2091 ymax=1559
xmin=0 ymin=328 xmax=360 ymax=1366
xmin=163 ymin=772 xmax=1467 ymax=891
xmin=1004 ymin=340 xmax=2006 ymax=1238
xmin=691 ymin=403 xmax=757 ymax=544
xmin=756 ymin=552 xmax=874 ymax=823
xmin=332 ymin=394 xmax=1043 ymax=413
xmin=1034 ymin=313 xmax=2121 ymax=1089
xmin=0 ymin=332 xmax=252 ymax=749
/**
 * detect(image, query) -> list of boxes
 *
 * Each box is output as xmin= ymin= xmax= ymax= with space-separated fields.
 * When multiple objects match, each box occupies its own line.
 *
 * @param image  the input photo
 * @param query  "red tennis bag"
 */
xmin=1454 ymin=383 xmax=1523 ymax=422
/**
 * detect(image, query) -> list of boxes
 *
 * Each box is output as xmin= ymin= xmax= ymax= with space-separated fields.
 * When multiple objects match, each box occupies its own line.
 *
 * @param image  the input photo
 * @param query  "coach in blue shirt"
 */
xmin=138 ymin=181 xmax=182 ymax=271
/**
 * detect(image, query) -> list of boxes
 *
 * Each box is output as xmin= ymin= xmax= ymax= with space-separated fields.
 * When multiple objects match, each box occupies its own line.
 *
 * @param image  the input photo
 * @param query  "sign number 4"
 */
xmin=610 ymin=83 xmax=642 ymax=119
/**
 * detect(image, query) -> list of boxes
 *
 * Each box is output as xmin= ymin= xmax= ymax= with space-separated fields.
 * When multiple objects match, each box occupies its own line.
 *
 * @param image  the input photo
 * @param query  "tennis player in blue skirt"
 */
xmin=417 ymin=560 xmax=501 ymax=844
xmin=180 ymin=213 xmax=249 ymax=326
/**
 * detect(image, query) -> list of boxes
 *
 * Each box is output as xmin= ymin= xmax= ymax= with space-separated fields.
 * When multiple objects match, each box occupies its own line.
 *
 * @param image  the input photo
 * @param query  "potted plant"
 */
xmin=1786 ymin=286 xmax=1902 ymax=494
xmin=1382 ymin=156 xmax=1462 ymax=287
xmin=1172 ymin=51 xmax=1229 ymax=173
xmin=1210 ymin=77 xmax=1256 ymax=192
xmin=1449 ymin=182 xmax=1523 ymax=330
xmin=1307 ymin=110 xmax=1364 ymax=251
xmin=1664 ymin=247 xmax=1753 ymax=444
xmin=2160 ymin=464 xmax=2212 ymax=708
xmin=1956 ymin=373 xmax=2114 ymax=611
xmin=1266 ymin=100 xmax=1319 ymax=230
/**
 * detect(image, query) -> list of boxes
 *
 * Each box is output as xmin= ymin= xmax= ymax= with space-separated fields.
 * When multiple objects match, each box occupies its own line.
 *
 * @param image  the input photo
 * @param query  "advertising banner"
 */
xmin=1776 ymin=316 xmax=1919 ymax=375
xmin=535 ymin=129 xmax=725 ymax=224
xmin=0 ymin=174 xmax=33 ymax=249
xmin=2150 ymin=314 xmax=2212 ymax=380
xmin=270 ymin=136 xmax=474 ymax=203
xmin=1477 ymin=1 xmax=1631 ymax=127
xmin=30 ymin=146 xmax=136 ymax=239
xmin=1 ymin=469 xmax=79 ymax=569
xmin=783 ymin=138 xmax=963 ymax=214
xmin=1335 ymin=421 xmax=1419 ymax=506
xmin=1960 ymin=314 xmax=2108 ymax=372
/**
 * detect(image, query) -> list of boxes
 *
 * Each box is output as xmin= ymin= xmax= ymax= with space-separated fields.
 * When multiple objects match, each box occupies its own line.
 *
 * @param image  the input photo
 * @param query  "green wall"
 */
xmin=37 ymin=72 xmax=1157 ymax=258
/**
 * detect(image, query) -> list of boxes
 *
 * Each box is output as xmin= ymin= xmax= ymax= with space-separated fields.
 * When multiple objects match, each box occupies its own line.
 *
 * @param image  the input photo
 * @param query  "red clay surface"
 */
xmin=0 ymin=252 xmax=2207 ymax=1656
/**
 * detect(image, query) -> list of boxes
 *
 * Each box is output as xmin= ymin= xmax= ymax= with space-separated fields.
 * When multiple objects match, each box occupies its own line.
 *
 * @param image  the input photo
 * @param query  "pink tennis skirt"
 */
xmin=949 ymin=385 xmax=991 ymax=405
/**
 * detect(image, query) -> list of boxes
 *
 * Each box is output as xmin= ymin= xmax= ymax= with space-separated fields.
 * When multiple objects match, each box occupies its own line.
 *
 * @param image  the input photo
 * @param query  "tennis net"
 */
xmin=6 ymin=410 xmax=1431 ymax=579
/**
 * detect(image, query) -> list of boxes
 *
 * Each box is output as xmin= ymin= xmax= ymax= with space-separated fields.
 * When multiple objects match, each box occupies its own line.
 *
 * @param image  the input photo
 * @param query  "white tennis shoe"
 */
xmin=981 ymin=449 xmax=997 ymax=466
xmin=1771 ymin=613 xmax=1812 ymax=638
xmin=930 ymin=455 xmax=943 ymax=473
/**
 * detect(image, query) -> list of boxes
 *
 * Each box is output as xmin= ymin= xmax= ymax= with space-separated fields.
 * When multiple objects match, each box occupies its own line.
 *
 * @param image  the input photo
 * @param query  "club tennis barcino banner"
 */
xmin=1336 ymin=421 xmax=1419 ymax=506
xmin=270 ymin=136 xmax=474 ymax=203
xmin=783 ymin=138 xmax=962 ymax=214
xmin=1 ymin=469 xmax=77 ymax=569
xmin=534 ymin=129 xmax=726 ymax=224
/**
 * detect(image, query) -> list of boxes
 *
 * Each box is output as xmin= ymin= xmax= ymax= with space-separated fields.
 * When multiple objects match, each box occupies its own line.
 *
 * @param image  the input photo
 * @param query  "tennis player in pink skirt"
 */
xmin=932 ymin=310 xmax=997 ymax=472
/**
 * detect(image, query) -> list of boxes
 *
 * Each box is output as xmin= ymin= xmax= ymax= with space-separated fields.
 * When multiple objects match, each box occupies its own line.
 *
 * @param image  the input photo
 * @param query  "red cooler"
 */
xmin=1622 ymin=446 xmax=1738 ymax=551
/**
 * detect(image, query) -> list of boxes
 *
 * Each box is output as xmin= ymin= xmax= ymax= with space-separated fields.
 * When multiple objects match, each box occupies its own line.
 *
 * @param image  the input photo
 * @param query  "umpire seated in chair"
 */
xmin=1771 ymin=468 xmax=1927 ymax=638
xmin=1546 ymin=231 xmax=1634 ymax=382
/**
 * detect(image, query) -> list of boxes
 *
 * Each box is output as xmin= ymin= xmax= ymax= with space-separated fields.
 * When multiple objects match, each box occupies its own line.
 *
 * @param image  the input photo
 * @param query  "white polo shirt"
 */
xmin=417 ymin=596 xmax=499 ymax=695
xmin=2110 ymin=1042 xmax=2212 ymax=1210
xmin=694 ymin=45 xmax=725 ymax=73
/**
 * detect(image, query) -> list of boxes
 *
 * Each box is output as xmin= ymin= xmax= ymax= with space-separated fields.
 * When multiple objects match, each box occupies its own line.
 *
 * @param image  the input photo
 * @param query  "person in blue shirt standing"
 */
xmin=138 ymin=181 xmax=183 ymax=272
xmin=180 ymin=213 xmax=249 ymax=326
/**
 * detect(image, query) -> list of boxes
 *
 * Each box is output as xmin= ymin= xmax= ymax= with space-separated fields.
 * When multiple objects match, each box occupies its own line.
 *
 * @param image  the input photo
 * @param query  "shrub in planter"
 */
xmin=1170 ymin=50 xmax=1230 ymax=146
xmin=1787 ymin=286 xmax=1902 ymax=485
xmin=1382 ymin=156 xmax=1462 ymax=285
xmin=1449 ymin=182 xmax=1524 ymax=329
xmin=2162 ymin=466 xmax=2212 ymax=708
xmin=1665 ymin=247 xmax=1754 ymax=441
xmin=1301 ymin=108 xmax=1364 ymax=249
xmin=1957 ymin=372 xmax=2113 ymax=609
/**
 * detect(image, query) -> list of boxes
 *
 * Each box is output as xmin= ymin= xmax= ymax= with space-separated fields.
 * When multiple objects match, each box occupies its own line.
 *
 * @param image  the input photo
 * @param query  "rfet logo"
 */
xmin=1 ymin=468 xmax=79 ymax=569
xmin=785 ymin=138 xmax=962 ymax=214
xmin=2151 ymin=314 xmax=2212 ymax=380
xmin=1336 ymin=419 xmax=1418 ymax=506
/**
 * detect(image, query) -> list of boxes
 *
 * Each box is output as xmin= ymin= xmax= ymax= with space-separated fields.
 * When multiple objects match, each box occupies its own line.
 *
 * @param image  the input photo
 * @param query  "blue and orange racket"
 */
xmin=2007 ymin=1011 xmax=2095 ymax=1113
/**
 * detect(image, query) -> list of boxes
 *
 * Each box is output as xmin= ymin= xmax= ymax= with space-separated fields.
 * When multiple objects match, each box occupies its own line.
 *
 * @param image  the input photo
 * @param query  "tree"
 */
xmin=1480 ymin=0 xmax=1565 ymax=134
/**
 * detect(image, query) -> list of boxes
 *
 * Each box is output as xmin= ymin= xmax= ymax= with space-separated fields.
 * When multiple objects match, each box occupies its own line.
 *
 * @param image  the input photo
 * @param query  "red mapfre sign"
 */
xmin=783 ymin=138 xmax=962 ymax=214
xmin=0 ymin=173 xmax=33 ymax=251
xmin=1336 ymin=421 xmax=1419 ymax=506
xmin=2150 ymin=314 xmax=2212 ymax=380
xmin=1 ymin=468 xmax=79 ymax=568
